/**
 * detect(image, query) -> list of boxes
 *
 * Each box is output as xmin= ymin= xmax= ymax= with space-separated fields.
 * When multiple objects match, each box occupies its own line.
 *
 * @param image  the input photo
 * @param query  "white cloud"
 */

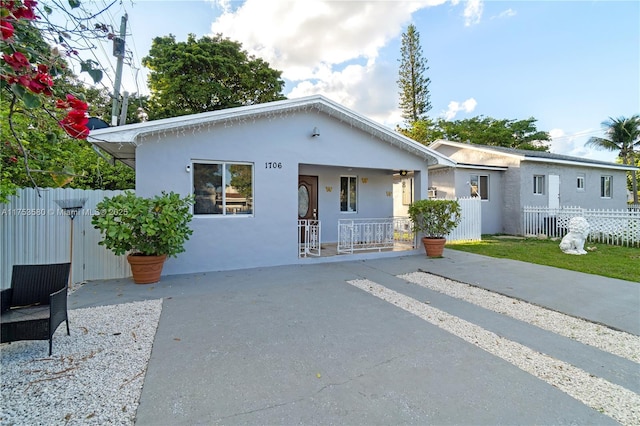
xmin=498 ymin=8 xmax=516 ymax=19
xmin=548 ymin=128 xmax=617 ymax=162
xmin=442 ymin=98 xmax=477 ymax=120
xmin=462 ymin=0 xmax=483 ymax=27
xmin=207 ymin=0 xmax=472 ymax=128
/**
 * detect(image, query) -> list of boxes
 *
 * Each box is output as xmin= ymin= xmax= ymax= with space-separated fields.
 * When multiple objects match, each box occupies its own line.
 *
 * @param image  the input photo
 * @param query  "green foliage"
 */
xmin=398 ymin=116 xmax=551 ymax=151
xmin=586 ymin=115 xmax=640 ymax=204
xmin=92 ymin=191 xmax=194 ymax=257
xmin=397 ymin=24 xmax=431 ymax=124
xmin=448 ymin=236 xmax=640 ymax=282
xmin=408 ymin=199 xmax=461 ymax=238
xmin=142 ymin=33 xmax=286 ymax=120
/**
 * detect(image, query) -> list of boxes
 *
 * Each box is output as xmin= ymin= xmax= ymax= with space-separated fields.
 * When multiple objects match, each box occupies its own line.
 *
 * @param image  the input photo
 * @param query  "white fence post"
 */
xmin=1 ymin=188 xmax=132 ymax=288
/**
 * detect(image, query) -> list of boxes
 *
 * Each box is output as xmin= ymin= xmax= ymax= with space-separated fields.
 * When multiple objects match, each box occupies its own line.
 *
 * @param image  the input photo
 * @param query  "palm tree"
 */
xmin=586 ymin=115 xmax=640 ymax=204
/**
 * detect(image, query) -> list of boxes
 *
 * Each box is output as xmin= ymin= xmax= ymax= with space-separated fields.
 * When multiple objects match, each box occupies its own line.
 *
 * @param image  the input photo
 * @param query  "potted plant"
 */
xmin=92 ymin=191 xmax=194 ymax=284
xmin=408 ymin=199 xmax=462 ymax=257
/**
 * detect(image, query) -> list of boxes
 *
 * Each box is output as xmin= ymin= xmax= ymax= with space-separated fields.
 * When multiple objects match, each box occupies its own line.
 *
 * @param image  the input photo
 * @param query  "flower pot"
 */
xmin=422 ymin=237 xmax=446 ymax=258
xmin=127 ymin=254 xmax=167 ymax=284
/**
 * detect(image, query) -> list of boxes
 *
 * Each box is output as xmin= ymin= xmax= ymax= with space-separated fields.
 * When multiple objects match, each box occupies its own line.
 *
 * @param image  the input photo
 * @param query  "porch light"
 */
xmin=311 ymin=127 xmax=320 ymax=137
xmin=399 ymin=170 xmax=408 ymax=176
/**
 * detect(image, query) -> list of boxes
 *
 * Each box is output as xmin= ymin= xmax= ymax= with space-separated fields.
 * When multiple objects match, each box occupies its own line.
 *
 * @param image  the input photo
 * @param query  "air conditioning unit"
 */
xmin=428 ymin=187 xmax=437 ymax=199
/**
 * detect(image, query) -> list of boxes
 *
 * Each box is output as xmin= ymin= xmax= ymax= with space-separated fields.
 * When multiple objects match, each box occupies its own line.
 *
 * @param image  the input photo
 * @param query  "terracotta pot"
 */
xmin=127 ymin=254 xmax=167 ymax=284
xmin=422 ymin=237 xmax=446 ymax=258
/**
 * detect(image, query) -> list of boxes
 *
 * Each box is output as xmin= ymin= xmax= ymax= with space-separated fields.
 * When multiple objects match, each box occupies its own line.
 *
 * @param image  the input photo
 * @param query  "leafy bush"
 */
xmin=408 ymin=199 xmax=462 ymax=239
xmin=92 ymin=191 xmax=194 ymax=257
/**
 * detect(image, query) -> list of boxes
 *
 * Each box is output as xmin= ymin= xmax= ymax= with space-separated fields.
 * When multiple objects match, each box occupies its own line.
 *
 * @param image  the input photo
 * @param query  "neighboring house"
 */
xmin=88 ymin=95 xmax=455 ymax=275
xmin=427 ymin=140 xmax=637 ymax=235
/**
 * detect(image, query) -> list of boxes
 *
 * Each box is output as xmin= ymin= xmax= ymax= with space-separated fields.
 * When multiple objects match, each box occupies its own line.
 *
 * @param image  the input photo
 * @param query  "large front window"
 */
xmin=193 ymin=162 xmax=253 ymax=215
xmin=340 ymin=176 xmax=357 ymax=212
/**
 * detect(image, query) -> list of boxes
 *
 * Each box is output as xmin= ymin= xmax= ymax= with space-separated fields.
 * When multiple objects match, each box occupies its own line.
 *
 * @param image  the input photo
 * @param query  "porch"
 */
xmin=298 ymin=217 xmax=417 ymax=259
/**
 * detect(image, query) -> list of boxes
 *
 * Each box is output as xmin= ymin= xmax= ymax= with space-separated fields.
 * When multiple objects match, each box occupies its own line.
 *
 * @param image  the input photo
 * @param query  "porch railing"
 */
xmin=298 ymin=219 xmax=321 ymax=257
xmin=337 ymin=217 xmax=415 ymax=254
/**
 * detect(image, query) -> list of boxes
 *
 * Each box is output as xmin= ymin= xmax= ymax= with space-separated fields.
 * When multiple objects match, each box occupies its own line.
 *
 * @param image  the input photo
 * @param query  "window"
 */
xmin=533 ymin=175 xmax=545 ymax=195
xmin=600 ymin=175 xmax=612 ymax=198
xmin=469 ymin=174 xmax=489 ymax=200
xmin=576 ymin=174 xmax=585 ymax=191
xmin=340 ymin=176 xmax=357 ymax=212
xmin=193 ymin=162 xmax=253 ymax=215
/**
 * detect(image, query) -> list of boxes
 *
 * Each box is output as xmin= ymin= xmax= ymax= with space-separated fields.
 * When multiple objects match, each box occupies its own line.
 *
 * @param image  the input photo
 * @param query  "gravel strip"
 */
xmin=348 ymin=278 xmax=640 ymax=426
xmin=400 ymin=271 xmax=640 ymax=362
xmin=0 ymin=299 xmax=162 ymax=426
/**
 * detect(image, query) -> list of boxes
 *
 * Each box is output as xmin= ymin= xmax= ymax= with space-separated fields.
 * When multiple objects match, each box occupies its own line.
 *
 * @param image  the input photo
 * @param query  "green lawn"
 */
xmin=447 ymin=236 xmax=640 ymax=282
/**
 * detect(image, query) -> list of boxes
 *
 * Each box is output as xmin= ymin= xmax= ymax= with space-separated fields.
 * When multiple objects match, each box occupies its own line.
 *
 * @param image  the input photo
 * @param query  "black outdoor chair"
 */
xmin=1 ymin=263 xmax=71 ymax=355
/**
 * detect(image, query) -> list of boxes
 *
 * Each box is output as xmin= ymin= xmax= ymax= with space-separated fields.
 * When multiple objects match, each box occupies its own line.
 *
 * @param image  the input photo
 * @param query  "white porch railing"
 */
xmin=337 ymin=217 xmax=415 ymax=254
xmin=298 ymin=219 xmax=321 ymax=257
xmin=523 ymin=206 xmax=640 ymax=247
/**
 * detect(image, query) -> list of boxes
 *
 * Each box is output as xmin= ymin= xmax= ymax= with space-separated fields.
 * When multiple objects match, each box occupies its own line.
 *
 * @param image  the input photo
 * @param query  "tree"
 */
xmin=142 ymin=34 xmax=286 ymax=120
xmin=397 ymin=24 xmax=431 ymax=124
xmin=1 ymin=0 xmax=127 ymax=202
xmin=586 ymin=115 xmax=640 ymax=204
xmin=397 ymin=116 xmax=550 ymax=151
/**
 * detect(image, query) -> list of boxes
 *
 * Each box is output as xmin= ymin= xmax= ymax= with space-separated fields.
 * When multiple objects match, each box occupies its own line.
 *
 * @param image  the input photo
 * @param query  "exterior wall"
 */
xmin=136 ymin=110 xmax=430 ymax=274
xmin=428 ymin=168 xmax=456 ymax=199
xmin=518 ymin=162 xmax=630 ymax=210
xmin=453 ymin=168 xmax=504 ymax=235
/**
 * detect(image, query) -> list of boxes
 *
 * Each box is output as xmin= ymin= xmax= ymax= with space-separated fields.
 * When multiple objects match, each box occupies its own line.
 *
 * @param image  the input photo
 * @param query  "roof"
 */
xmin=88 ymin=95 xmax=456 ymax=169
xmin=429 ymin=140 xmax=638 ymax=172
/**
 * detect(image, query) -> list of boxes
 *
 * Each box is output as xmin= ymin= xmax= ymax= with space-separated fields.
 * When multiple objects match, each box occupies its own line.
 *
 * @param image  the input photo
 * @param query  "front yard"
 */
xmin=448 ymin=236 xmax=640 ymax=283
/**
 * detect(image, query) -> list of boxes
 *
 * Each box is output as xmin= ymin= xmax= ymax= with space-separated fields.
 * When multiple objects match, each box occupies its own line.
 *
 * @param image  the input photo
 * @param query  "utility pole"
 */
xmin=111 ymin=14 xmax=127 ymax=126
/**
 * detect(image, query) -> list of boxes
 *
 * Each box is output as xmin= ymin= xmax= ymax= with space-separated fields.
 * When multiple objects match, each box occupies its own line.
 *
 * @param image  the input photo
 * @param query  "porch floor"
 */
xmin=316 ymin=241 xmax=416 ymax=257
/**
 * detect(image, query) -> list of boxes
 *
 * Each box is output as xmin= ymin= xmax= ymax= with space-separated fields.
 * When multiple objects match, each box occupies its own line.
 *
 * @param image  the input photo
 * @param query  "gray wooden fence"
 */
xmin=1 ymin=188 xmax=131 ymax=288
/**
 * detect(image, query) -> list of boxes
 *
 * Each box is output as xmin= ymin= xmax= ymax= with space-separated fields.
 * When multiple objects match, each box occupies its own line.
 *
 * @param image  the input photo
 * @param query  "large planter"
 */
xmin=422 ymin=237 xmax=446 ymax=258
xmin=127 ymin=254 xmax=167 ymax=284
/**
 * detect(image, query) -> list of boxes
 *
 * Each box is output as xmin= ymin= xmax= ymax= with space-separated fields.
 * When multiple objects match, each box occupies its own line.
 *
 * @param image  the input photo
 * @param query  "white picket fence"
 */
xmin=522 ymin=205 xmax=640 ymax=247
xmin=1 ymin=188 xmax=131 ymax=288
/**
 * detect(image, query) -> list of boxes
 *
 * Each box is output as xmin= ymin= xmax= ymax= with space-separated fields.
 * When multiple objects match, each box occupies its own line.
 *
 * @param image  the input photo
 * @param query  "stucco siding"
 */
xmin=135 ymin=110 xmax=430 ymax=274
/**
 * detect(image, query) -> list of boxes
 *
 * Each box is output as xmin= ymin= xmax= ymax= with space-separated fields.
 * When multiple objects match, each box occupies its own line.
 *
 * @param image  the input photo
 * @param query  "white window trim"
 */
xmin=600 ymin=175 xmax=612 ymax=199
xmin=533 ymin=175 xmax=545 ymax=195
xmin=576 ymin=174 xmax=585 ymax=192
xmin=340 ymin=175 xmax=358 ymax=213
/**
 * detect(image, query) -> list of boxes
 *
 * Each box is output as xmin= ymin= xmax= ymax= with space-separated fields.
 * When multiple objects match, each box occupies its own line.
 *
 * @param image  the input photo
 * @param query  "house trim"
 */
xmin=89 ymin=96 xmax=457 ymax=170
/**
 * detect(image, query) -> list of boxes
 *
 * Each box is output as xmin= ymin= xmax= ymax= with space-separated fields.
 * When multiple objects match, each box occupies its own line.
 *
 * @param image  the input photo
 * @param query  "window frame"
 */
xmin=600 ymin=175 xmax=612 ymax=198
xmin=469 ymin=174 xmax=489 ymax=200
xmin=340 ymin=175 xmax=358 ymax=213
xmin=192 ymin=161 xmax=254 ymax=217
xmin=533 ymin=175 xmax=545 ymax=195
xmin=576 ymin=174 xmax=585 ymax=191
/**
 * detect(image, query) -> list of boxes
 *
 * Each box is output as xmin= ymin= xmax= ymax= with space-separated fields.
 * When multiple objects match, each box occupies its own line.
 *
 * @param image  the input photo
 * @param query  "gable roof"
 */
xmin=429 ymin=140 xmax=638 ymax=172
xmin=88 ymin=95 xmax=456 ymax=169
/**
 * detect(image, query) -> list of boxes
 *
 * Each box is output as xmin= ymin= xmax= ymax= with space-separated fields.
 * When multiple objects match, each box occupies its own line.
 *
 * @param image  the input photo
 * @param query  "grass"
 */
xmin=447 ymin=235 xmax=640 ymax=282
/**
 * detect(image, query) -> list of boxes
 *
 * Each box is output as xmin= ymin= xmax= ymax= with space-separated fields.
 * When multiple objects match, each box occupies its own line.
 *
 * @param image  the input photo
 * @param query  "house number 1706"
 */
xmin=265 ymin=162 xmax=283 ymax=169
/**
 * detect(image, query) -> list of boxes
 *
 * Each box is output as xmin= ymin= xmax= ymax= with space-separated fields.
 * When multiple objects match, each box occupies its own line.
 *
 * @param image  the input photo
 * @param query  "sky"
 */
xmin=70 ymin=0 xmax=639 ymax=162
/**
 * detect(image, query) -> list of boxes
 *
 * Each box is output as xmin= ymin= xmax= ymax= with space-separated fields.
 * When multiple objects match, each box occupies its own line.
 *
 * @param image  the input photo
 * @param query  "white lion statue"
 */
xmin=559 ymin=217 xmax=590 ymax=255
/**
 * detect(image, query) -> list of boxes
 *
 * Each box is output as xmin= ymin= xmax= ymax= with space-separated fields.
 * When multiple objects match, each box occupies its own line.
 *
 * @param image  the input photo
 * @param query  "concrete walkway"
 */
xmin=68 ymin=249 xmax=639 ymax=425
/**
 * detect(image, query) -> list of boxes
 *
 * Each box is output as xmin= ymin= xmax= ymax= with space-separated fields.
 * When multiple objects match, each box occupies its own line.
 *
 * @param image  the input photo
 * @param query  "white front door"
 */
xmin=548 ymin=174 xmax=560 ymax=209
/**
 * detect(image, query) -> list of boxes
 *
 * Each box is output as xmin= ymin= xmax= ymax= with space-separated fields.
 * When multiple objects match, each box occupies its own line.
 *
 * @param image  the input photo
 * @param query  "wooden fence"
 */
xmin=522 ymin=205 xmax=640 ymax=247
xmin=1 ymin=188 xmax=131 ymax=288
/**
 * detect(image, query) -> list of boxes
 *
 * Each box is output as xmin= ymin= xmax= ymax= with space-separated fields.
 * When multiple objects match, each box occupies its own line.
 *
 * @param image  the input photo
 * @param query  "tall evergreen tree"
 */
xmin=397 ymin=24 xmax=431 ymax=124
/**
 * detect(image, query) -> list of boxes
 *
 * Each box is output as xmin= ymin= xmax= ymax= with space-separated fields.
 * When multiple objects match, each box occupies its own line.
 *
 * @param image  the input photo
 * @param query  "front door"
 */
xmin=298 ymin=175 xmax=318 ymax=221
xmin=298 ymin=176 xmax=318 ymax=243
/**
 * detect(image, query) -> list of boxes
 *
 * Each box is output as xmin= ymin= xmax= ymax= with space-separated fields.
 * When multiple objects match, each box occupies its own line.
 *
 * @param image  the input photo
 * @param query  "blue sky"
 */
xmin=76 ymin=0 xmax=639 ymax=162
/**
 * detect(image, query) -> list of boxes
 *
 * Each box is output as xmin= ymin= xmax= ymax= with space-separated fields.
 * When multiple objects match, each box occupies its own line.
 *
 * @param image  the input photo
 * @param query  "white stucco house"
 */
xmin=88 ymin=95 xmax=455 ymax=275
xmin=427 ymin=140 xmax=638 ymax=235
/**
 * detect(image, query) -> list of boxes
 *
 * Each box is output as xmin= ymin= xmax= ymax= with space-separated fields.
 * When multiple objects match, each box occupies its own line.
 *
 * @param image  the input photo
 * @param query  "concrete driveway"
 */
xmin=71 ymin=253 xmax=636 ymax=425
